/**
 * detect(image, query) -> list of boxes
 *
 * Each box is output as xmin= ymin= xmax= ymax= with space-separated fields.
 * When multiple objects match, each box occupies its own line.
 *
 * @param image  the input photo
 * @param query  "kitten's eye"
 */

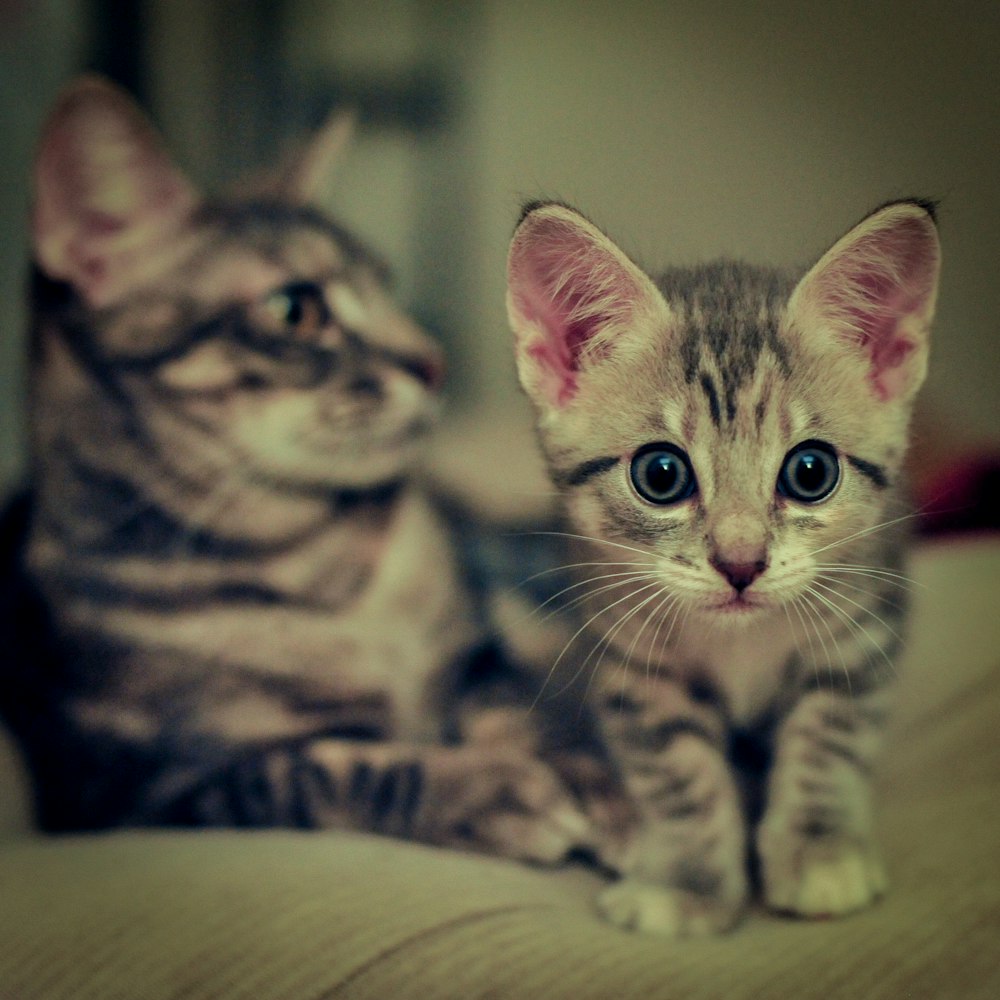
xmin=262 ymin=282 xmax=329 ymax=338
xmin=778 ymin=440 xmax=840 ymax=502
xmin=630 ymin=444 xmax=697 ymax=505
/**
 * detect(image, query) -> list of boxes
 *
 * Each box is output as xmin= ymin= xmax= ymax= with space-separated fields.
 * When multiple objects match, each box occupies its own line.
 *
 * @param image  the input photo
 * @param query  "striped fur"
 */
xmin=507 ymin=199 xmax=940 ymax=935
xmin=0 ymin=77 xmax=620 ymax=865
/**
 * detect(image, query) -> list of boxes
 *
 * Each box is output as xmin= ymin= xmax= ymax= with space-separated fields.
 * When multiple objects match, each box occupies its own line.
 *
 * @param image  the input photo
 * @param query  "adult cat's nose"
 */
xmin=710 ymin=557 xmax=767 ymax=593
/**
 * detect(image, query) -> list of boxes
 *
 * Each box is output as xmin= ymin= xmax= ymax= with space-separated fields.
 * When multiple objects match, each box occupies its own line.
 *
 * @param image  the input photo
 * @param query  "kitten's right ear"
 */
xmin=32 ymin=75 xmax=197 ymax=307
xmin=506 ymin=203 xmax=671 ymax=411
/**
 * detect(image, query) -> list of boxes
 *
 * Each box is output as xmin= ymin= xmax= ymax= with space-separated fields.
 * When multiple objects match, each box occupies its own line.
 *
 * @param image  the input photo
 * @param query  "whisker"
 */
xmin=805 ymin=585 xmax=899 ymax=686
xmin=519 ymin=530 xmax=657 ymax=561
xmin=518 ymin=559 xmax=657 ymax=587
xmin=644 ymin=592 xmax=683 ymax=679
xmin=814 ymin=573 xmax=906 ymax=611
xmin=581 ymin=584 xmax=669 ymax=706
xmin=533 ymin=579 xmax=664 ymax=705
xmin=796 ymin=594 xmax=830 ymax=685
xmin=813 ymin=563 xmax=923 ymax=591
xmin=536 ymin=572 xmax=658 ymax=622
xmin=806 ymin=511 xmax=920 ymax=558
xmin=810 ymin=578 xmax=903 ymax=642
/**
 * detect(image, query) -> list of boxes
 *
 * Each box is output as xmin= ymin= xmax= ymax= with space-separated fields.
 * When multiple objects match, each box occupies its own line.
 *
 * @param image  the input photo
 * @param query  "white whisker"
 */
xmin=533 ymin=579 xmax=664 ymax=705
xmin=536 ymin=571 xmax=658 ymax=622
xmin=520 ymin=530 xmax=657 ymax=561
xmin=806 ymin=511 xmax=920 ymax=558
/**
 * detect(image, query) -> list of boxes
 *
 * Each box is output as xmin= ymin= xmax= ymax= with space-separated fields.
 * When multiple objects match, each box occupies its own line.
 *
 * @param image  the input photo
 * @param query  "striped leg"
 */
xmin=163 ymin=738 xmax=592 ymax=864
xmin=757 ymin=687 xmax=891 ymax=917
xmin=595 ymin=674 xmax=748 ymax=936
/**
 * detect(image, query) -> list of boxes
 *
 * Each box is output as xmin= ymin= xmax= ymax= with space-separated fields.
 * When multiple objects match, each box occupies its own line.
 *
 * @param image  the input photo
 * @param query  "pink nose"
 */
xmin=711 ymin=558 xmax=767 ymax=593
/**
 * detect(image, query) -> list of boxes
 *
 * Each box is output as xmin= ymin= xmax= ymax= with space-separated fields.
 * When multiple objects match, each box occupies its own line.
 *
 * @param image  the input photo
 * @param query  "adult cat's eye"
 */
xmin=629 ymin=444 xmax=697 ymax=505
xmin=777 ymin=440 xmax=840 ymax=502
xmin=262 ymin=282 xmax=330 ymax=338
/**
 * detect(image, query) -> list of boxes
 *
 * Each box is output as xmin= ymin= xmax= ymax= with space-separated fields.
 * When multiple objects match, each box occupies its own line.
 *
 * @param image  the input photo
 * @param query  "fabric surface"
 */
xmin=1 ymin=539 xmax=998 ymax=1000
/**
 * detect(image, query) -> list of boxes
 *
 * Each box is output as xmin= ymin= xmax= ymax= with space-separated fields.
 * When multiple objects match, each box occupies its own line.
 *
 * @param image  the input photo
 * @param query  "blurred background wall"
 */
xmin=1 ymin=0 xmax=997 ymax=503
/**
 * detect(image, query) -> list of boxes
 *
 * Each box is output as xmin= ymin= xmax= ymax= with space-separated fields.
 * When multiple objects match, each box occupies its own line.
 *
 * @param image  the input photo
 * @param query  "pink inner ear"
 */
xmin=509 ymin=215 xmax=641 ymax=408
xmin=33 ymin=78 xmax=197 ymax=305
xmin=810 ymin=211 xmax=939 ymax=403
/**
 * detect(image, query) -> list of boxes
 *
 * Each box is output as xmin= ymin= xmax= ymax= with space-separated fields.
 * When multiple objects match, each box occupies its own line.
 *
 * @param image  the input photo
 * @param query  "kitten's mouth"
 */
xmin=710 ymin=593 xmax=767 ymax=615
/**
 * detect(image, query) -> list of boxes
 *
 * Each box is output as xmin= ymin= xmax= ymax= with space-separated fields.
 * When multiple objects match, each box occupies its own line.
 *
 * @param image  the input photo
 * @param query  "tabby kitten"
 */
xmin=0 ymin=76 xmax=597 ymax=862
xmin=506 ymin=199 xmax=940 ymax=934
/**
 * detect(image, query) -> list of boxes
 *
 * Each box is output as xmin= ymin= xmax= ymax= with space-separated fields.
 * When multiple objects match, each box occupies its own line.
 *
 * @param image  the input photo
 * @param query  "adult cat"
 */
xmin=506 ymin=198 xmax=940 ymax=934
xmin=0 ymin=77 xmax=605 ymax=863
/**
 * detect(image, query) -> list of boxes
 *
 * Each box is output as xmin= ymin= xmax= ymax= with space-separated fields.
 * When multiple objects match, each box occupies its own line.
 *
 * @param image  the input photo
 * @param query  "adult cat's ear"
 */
xmin=507 ymin=202 xmax=671 ymax=410
xmin=786 ymin=199 xmax=941 ymax=404
xmin=32 ymin=75 xmax=198 ymax=308
xmin=270 ymin=108 xmax=356 ymax=204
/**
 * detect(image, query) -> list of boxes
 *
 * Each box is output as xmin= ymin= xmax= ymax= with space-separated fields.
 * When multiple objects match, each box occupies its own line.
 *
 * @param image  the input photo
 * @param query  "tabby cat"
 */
xmin=0 ymin=76 xmax=608 ymax=863
xmin=506 ymin=198 xmax=940 ymax=934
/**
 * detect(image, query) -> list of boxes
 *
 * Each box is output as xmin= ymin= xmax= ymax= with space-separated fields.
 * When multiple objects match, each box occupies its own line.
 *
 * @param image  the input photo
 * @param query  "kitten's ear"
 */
xmin=787 ymin=199 xmax=941 ymax=403
xmin=33 ymin=75 xmax=198 ymax=308
xmin=271 ymin=109 xmax=356 ymax=204
xmin=506 ymin=202 xmax=671 ymax=410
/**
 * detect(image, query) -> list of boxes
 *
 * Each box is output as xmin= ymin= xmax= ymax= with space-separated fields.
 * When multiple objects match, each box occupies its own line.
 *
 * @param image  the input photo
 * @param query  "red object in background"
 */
xmin=916 ymin=454 xmax=1000 ymax=537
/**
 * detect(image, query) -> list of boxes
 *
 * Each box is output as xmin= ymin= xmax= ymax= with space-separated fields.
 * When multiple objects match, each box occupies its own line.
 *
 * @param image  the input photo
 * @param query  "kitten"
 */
xmin=0 ymin=76 xmax=604 ymax=863
xmin=505 ymin=199 xmax=940 ymax=934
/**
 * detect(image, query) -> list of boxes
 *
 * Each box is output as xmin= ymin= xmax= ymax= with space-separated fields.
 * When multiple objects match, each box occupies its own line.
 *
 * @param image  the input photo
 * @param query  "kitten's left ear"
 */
xmin=507 ymin=202 xmax=671 ymax=411
xmin=270 ymin=109 xmax=356 ymax=204
xmin=786 ymin=199 xmax=941 ymax=403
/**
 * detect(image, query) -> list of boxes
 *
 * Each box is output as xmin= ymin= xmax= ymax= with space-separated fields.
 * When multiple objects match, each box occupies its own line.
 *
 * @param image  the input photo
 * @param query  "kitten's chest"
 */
xmin=592 ymin=600 xmax=797 ymax=727
xmin=670 ymin=619 xmax=797 ymax=726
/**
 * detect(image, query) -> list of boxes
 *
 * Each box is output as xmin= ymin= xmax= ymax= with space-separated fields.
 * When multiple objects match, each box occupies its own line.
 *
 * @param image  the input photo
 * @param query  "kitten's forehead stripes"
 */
xmin=665 ymin=261 xmax=795 ymax=429
xmin=699 ymin=373 xmax=722 ymax=427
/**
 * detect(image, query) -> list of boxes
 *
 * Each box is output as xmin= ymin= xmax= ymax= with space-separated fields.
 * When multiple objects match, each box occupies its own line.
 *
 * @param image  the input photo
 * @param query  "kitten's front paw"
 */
xmin=597 ymin=879 xmax=743 ymax=937
xmin=759 ymin=830 xmax=887 ymax=917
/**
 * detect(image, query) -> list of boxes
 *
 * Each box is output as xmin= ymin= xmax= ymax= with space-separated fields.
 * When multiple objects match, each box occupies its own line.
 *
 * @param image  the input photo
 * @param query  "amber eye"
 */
xmin=262 ymin=282 xmax=329 ymax=338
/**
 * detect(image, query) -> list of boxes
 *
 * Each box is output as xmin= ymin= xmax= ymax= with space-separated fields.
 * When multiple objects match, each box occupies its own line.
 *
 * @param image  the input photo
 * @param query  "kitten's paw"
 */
xmin=597 ymin=879 xmax=743 ymax=937
xmin=760 ymin=832 xmax=887 ymax=917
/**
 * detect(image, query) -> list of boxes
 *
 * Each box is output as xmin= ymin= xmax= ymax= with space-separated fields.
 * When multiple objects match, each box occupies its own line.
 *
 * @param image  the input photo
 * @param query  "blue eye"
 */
xmin=778 ymin=441 xmax=840 ymax=502
xmin=630 ymin=444 xmax=697 ymax=505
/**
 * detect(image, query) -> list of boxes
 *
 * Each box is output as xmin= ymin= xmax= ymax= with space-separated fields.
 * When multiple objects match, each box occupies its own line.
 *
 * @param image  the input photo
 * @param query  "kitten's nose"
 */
xmin=711 ymin=557 xmax=767 ymax=593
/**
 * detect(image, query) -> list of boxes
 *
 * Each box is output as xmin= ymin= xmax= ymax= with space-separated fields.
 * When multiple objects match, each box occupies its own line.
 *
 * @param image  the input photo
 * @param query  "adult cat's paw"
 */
xmin=433 ymin=751 xmax=592 ymax=865
xmin=597 ymin=878 xmax=743 ymax=937
xmin=759 ymin=829 xmax=887 ymax=917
